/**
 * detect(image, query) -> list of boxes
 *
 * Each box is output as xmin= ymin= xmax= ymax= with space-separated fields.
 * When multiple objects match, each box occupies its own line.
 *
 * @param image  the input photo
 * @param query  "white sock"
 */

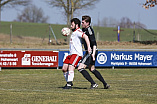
xmin=67 ymin=70 xmax=74 ymax=82
xmin=63 ymin=71 xmax=69 ymax=82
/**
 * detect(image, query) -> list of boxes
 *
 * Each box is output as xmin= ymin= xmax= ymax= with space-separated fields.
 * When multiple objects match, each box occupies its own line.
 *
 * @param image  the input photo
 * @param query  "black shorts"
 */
xmin=80 ymin=50 xmax=98 ymax=65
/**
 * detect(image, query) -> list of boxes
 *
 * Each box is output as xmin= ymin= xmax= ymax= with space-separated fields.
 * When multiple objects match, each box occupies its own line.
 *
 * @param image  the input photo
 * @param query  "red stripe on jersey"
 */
xmin=77 ymin=29 xmax=84 ymax=38
xmin=74 ymin=28 xmax=80 ymax=32
xmin=77 ymin=29 xmax=83 ymax=33
xmin=82 ymin=33 xmax=85 ymax=38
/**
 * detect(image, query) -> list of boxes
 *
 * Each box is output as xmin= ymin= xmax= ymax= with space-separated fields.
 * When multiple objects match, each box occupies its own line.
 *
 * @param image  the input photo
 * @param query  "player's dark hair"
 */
xmin=71 ymin=18 xmax=81 ymax=27
xmin=82 ymin=15 xmax=91 ymax=25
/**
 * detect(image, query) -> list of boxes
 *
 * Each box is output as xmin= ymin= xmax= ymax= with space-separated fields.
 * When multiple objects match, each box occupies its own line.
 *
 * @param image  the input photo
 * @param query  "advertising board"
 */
xmin=59 ymin=51 xmax=157 ymax=67
xmin=1 ymin=50 xmax=157 ymax=68
xmin=96 ymin=51 xmax=157 ymax=67
xmin=0 ymin=51 xmax=58 ymax=67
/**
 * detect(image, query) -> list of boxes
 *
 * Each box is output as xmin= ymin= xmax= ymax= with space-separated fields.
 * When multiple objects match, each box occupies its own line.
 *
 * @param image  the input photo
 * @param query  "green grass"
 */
xmin=0 ymin=68 xmax=156 ymax=104
xmin=0 ymin=21 xmax=66 ymax=39
xmin=0 ymin=21 xmax=157 ymax=41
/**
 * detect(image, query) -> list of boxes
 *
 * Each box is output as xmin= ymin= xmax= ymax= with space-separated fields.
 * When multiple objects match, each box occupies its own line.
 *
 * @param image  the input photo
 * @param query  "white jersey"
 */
xmin=69 ymin=28 xmax=84 ymax=56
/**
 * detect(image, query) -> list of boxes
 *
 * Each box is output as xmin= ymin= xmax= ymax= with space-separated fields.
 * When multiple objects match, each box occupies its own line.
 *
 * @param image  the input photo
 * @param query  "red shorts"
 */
xmin=63 ymin=54 xmax=82 ymax=67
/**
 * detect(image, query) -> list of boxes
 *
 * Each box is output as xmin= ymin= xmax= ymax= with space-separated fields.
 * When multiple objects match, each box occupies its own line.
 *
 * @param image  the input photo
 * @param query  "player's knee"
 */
xmin=62 ymin=68 xmax=67 ymax=72
xmin=62 ymin=64 xmax=68 ymax=72
xmin=90 ymin=69 xmax=95 ymax=73
xmin=68 ymin=64 xmax=75 ymax=71
xmin=78 ymin=63 xmax=86 ymax=69
xmin=89 ymin=67 xmax=95 ymax=72
xmin=77 ymin=66 xmax=82 ymax=70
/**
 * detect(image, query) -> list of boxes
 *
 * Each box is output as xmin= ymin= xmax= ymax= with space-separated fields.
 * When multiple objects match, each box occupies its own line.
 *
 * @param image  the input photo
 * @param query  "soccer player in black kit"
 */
xmin=77 ymin=15 xmax=110 ymax=89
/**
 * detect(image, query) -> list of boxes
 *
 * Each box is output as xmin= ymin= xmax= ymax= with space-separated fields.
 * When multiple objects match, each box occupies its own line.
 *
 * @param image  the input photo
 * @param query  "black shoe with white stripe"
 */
xmin=63 ymin=85 xmax=72 ymax=89
xmin=62 ymin=83 xmax=73 ymax=89
xmin=90 ymin=83 xmax=98 ymax=89
xmin=104 ymin=84 xmax=110 ymax=89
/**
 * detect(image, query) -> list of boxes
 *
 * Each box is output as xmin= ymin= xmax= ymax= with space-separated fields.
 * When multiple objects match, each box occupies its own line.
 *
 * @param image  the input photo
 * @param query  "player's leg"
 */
xmin=78 ymin=63 xmax=96 ymax=85
xmin=62 ymin=63 xmax=69 ymax=82
xmin=78 ymin=54 xmax=98 ymax=89
xmin=63 ymin=64 xmax=75 ymax=89
xmin=62 ymin=55 xmax=70 ymax=83
xmin=89 ymin=65 xmax=110 ymax=89
xmin=63 ymin=54 xmax=82 ymax=89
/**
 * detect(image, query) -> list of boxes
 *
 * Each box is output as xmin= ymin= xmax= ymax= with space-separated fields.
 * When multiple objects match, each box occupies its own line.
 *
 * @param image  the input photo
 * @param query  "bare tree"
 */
xmin=16 ymin=5 xmax=49 ymax=23
xmin=102 ymin=17 xmax=119 ymax=27
xmin=119 ymin=17 xmax=147 ymax=29
xmin=143 ymin=0 xmax=157 ymax=9
xmin=135 ymin=22 xmax=147 ymax=29
xmin=0 ymin=0 xmax=31 ymax=22
xmin=119 ymin=17 xmax=133 ymax=28
xmin=46 ymin=0 xmax=99 ymax=26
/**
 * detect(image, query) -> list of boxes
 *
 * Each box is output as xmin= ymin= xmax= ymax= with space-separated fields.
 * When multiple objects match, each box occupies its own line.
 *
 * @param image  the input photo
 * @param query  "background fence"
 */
xmin=0 ymin=21 xmax=157 ymax=44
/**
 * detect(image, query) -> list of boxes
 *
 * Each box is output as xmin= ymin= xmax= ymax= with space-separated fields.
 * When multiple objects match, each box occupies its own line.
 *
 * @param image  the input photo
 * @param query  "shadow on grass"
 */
xmin=58 ymin=86 xmax=88 ymax=89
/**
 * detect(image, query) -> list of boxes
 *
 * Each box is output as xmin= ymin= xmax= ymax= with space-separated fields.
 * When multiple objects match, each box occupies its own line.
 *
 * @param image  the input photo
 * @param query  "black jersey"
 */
xmin=82 ymin=26 xmax=97 ymax=51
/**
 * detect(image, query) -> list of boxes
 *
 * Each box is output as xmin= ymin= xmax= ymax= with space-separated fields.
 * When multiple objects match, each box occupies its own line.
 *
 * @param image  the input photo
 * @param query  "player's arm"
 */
xmin=82 ymin=34 xmax=91 ymax=54
xmin=90 ymin=34 xmax=97 ymax=61
xmin=91 ymin=36 xmax=97 ymax=61
xmin=92 ymin=45 xmax=97 ymax=61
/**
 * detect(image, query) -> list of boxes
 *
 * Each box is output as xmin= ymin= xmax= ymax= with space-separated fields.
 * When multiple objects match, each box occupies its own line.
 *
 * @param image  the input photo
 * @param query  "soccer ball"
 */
xmin=61 ymin=27 xmax=71 ymax=36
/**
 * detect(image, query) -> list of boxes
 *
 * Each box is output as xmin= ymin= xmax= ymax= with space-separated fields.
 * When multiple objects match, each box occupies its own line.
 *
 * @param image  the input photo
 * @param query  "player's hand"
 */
xmin=92 ymin=54 xmax=95 ymax=61
xmin=88 ymin=47 xmax=92 ymax=54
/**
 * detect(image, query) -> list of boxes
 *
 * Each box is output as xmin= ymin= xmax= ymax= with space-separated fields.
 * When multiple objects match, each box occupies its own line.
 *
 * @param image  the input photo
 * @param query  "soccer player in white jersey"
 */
xmin=62 ymin=18 xmax=91 ymax=89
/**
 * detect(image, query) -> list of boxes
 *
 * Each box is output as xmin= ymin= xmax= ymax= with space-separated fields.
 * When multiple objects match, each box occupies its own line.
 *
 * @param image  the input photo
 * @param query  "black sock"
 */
xmin=92 ymin=69 xmax=107 ymax=86
xmin=78 ymin=69 xmax=95 ymax=84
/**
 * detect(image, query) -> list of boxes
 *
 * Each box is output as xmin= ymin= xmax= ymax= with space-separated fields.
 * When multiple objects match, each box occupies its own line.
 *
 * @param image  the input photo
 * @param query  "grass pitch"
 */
xmin=0 ymin=68 xmax=156 ymax=104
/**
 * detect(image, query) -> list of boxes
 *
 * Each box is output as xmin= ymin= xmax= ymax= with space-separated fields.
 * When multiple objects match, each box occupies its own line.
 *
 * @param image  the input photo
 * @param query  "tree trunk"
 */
xmin=71 ymin=0 xmax=74 ymax=21
xmin=0 ymin=0 xmax=1 ymax=27
xmin=66 ymin=0 xmax=70 ymax=27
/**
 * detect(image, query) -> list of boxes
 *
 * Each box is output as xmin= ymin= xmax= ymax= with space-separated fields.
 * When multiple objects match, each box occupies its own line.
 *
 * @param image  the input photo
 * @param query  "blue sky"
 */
xmin=1 ymin=0 xmax=157 ymax=30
